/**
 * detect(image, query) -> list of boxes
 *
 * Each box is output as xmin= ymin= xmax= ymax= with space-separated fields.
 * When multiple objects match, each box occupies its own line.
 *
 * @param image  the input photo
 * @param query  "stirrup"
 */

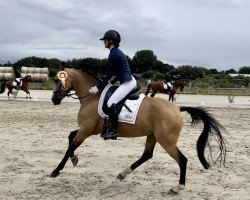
xmin=103 ymin=131 xmax=118 ymax=140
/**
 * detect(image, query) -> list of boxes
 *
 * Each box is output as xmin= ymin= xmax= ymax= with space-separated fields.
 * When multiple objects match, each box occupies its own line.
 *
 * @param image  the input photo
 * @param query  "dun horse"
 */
xmin=145 ymin=80 xmax=185 ymax=102
xmin=0 ymin=75 xmax=32 ymax=100
xmin=50 ymin=67 xmax=226 ymax=194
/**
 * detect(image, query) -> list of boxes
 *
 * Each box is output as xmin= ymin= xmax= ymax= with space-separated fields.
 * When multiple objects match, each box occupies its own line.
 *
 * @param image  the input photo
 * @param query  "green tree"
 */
xmin=238 ymin=66 xmax=250 ymax=74
xmin=142 ymin=70 xmax=155 ymax=79
xmin=177 ymin=65 xmax=206 ymax=79
xmin=155 ymin=60 xmax=175 ymax=73
xmin=132 ymin=50 xmax=157 ymax=73
xmin=225 ymin=68 xmax=237 ymax=74
xmin=207 ymin=68 xmax=218 ymax=75
xmin=13 ymin=56 xmax=49 ymax=70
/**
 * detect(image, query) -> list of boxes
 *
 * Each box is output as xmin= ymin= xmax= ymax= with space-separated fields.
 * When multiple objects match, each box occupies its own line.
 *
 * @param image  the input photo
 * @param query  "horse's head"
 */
xmin=179 ymin=81 xmax=186 ymax=92
xmin=52 ymin=69 xmax=73 ymax=105
xmin=174 ymin=80 xmax=185 ymax=92
xmin=180 ymin=84 xmax=185 ymax=92
xmin=23 ymin=75 xmax=33 ymax=83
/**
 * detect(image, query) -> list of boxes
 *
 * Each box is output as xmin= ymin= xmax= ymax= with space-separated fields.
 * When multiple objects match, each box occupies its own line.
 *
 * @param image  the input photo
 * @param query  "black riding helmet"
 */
xmin=100 ymin=30 xmax=121 ymax=43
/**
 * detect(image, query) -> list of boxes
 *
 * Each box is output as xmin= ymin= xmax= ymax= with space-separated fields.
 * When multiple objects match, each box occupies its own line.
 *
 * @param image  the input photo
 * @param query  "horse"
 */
xmin=145 ymin=80 xmax=185 ymax=102
xmin=50 ymin=67 xmax=226 ymax=194
xmin=0 ymin=75 xmax=33 ymax=100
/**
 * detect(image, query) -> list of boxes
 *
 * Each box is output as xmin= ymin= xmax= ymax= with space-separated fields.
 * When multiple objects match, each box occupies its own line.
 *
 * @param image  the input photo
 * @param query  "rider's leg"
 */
xmin=105 ymin=77 xmax=137 ymax=140
xmin=105 ymin=103 xmax=119 ymax=140
xmin=167 ymin=82 xmax=173 ymax=92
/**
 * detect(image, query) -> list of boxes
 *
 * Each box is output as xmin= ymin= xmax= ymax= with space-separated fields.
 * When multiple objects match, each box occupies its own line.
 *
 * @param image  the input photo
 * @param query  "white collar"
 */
xmin=109 ymin=45 xmax=114 ymax=51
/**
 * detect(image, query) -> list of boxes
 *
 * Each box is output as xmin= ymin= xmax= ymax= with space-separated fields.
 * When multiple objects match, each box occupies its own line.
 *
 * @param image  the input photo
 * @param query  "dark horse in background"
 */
xmin=0 ymin=75 xmax=33 ymax=100
xmin=145 ymin=80 xmax=186 ymax=102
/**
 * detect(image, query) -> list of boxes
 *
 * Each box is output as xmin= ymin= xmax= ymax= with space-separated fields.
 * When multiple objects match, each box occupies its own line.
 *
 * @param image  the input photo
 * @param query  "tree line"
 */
xmin=1 ymin=50 xmax=250 ymax=80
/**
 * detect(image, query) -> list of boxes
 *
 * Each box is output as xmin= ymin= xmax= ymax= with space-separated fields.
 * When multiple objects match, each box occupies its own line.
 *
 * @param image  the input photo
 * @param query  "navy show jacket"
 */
xmin=97 ymin=47 xmax=132 ymax=91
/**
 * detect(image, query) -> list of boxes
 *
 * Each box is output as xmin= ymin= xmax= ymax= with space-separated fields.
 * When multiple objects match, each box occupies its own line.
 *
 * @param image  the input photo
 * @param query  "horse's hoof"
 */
xmin=116 ymin=173 xmax=125 ymax=180
xmin=169 ymin=187 xmax=179 ymax=194
xmin=50 ymin=170 xmax=60 ymax=178
xmin=70 ymin=155 xmax=78 ymax=167
xmin=169 ymin=184 xmax=185 ymax=194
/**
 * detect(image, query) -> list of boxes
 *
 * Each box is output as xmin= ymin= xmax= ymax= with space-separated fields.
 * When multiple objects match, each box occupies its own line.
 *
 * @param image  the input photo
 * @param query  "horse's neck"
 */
xmin=174 ymin=81 xmax=181 ymax=88
xmin=21 ymin=79 xmax=27 ymax=85
xmin=70 ymin=71 xmax=100 ymax=105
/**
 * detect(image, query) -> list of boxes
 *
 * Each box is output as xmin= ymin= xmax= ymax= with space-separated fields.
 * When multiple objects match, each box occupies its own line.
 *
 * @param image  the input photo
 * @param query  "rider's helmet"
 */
xmin=100 ymin=30 xmax=121 ymax=44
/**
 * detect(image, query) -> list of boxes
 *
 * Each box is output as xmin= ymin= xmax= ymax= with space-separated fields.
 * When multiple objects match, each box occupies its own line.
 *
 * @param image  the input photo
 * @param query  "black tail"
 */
xmin=0 ymin=82 xmax=6 ymax=94
xmin=180 ymin=106 xmax=226 ymax=169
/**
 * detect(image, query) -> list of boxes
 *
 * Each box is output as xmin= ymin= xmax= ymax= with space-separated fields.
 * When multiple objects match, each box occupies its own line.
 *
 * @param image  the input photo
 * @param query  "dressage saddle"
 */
xmin=102 ymin=85 xmax=140 ymax=116
xmin=100 ymin=85 xmax=140 ymax=139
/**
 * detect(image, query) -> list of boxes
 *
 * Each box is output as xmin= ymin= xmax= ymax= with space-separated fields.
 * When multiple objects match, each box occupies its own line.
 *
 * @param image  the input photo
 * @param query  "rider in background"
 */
xmin=165 ymin=72 xmax=173 ymax=92
xmin=88 ymin=30 xmax=137 ymax=140
xmin=15 ymin=69 xmax=22 ymax=88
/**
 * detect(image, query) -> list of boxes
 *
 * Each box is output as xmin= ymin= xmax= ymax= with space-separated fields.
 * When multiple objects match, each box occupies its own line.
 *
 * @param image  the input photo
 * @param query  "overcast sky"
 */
xmin=0 ymin=0 xmax=249 ymax=70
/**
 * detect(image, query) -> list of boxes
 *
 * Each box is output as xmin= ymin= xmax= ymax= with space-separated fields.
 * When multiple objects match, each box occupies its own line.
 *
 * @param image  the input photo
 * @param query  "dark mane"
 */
xmin=79 ymin=68 xmax=101 ymax=82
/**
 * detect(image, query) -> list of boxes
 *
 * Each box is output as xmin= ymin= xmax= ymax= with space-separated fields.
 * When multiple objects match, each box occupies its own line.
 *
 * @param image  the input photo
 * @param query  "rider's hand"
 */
xmin=89 ymin=86 xmax=99 ymax=94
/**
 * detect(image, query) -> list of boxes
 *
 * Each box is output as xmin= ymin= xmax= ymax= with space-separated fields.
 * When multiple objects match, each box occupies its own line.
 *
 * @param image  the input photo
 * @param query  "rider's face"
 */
xmin=104 ymin=39 xmax=109 ymax=48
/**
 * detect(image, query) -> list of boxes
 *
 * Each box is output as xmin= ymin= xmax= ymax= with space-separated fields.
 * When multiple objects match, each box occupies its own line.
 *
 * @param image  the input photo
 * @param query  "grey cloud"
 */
xmin=0 ymin=0 xmax=249 ymax=70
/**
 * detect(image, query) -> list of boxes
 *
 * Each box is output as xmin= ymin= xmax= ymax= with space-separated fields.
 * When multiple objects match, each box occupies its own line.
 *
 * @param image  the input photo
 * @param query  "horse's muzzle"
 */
xmin=52 ymin=91 xmax=62 ymax=105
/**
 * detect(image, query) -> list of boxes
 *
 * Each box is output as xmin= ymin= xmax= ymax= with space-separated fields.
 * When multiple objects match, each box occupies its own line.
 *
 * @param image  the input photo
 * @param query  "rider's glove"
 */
xmin=89 ymin=86 xmax=99 ymax=94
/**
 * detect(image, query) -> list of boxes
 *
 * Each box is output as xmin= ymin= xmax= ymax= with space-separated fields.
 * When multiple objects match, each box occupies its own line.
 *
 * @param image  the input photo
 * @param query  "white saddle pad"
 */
xmin=98 ymin=84 xmax=144 ymax=124
xmin=163 ymin=82 xmax=173 ymax=90
xmin=163 ymin=82 xmax=167 ymax=89
xmin=12 ymin=80 xmax=22 ymax=87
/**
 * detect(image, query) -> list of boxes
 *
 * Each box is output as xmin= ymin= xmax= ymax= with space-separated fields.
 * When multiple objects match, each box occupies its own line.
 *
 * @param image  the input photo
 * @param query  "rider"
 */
xmin=15 ymin=69 xmax=22 ymax=88
xmin=165 ymin=72 xmax=173 ymax=92
xmin=88 ymin=30 xmax=137 ymax=140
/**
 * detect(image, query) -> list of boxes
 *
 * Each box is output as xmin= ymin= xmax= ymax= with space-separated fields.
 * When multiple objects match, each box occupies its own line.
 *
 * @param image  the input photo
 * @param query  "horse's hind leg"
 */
xmin=117 ymin=134 xmax=156 ymax=180
xmin=7 ymin=90 xmax=12 ymax=100
xmin=158 ymin=140 xmax=187 ymax=194
xmin=68 ymin=130 xmax=79 ymax=166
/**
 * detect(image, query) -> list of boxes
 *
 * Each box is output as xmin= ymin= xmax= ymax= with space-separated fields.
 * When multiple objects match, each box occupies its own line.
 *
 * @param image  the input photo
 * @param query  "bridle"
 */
xmin=54 ymin=71 xmax=92 ymax=100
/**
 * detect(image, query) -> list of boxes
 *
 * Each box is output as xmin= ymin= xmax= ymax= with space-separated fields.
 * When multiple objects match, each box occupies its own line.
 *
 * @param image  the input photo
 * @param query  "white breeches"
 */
xmin=167 ymin=82 xmax=173 ymax=89
xmin=107 ymin=76 xmax=137 ymax=108
xmin=15 ymin=78 xmax=21 ymax=82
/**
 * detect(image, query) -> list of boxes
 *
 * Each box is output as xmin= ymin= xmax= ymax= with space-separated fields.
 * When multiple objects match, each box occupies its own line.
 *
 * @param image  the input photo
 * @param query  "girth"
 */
xmin=102 ymin=85 xmax=140 ymax=115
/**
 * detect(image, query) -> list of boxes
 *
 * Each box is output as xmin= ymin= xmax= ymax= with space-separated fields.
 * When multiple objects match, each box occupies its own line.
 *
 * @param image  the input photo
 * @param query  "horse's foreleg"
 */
xmin=23 ymin=88 xmax=31 ymax=99
xmin=7 ymin=91 xmax=11 ymax=100
xmin=68 ymin=130 xmax=79 ymax=166
xmin=117 ymin=135 xmax=156 ymax=180
xmin=27 ymin=91 xmax=31 ymax=99
xmin=168 ymin=93 xmax=173 ymax=102
xmin=50 ymin=129 xmax=88 ymax=178
xmin=50 ymin=142 xmax=80 ymax=178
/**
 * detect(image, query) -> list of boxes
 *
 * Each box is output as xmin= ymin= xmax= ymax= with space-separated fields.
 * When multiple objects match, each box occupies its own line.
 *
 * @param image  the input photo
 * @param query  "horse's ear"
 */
xmin=59 ymin=61 xmax=66 ymax=70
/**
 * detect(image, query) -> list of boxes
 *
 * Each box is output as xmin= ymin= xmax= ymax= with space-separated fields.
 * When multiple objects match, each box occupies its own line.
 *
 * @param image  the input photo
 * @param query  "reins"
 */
xmin=66 ymin=92 xmax=92 ymax=99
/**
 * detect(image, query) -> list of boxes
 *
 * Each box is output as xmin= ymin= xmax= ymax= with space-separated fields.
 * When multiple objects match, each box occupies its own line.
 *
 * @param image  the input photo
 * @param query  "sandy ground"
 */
xmin=0 ymin=91 xmax=249 ymax=200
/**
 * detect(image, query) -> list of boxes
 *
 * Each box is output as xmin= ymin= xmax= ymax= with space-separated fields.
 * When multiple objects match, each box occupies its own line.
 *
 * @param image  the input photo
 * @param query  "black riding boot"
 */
xmin=104 ymin=104 xmax=118 ymax=140
xmin=16 ymin=81 xmax=21 ymax=89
